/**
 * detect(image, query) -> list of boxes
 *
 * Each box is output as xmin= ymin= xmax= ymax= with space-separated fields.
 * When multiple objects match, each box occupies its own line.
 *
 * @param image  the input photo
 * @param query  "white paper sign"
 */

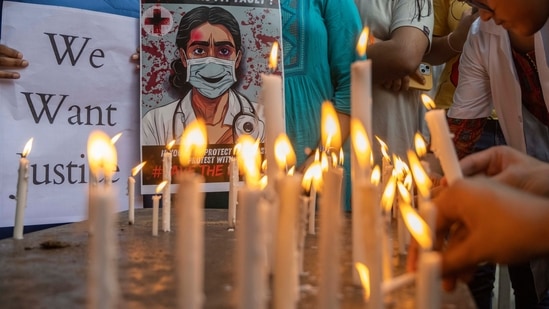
xmin=0 ymin=1 xmax=140 ymax=227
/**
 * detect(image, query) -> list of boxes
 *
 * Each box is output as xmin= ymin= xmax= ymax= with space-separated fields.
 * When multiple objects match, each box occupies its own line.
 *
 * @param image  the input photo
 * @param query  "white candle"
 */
xmin=422 ymin=96 xmax=462 ymax=184
xmin=87 ymin=185 xmax=119 ymax=309
xmin=416 ymin=251 xmax=442 ymax=309
xmin=318 ymin=167 xmax=343 ymax=309
xmin=381 ymin=272 xmax=416 ymax=295
xmin=14 ymin=156 xmax=29 ymax=240
xmin=298 ymin=195 xmax=308 ymax=275
xmin=274 ymin=174 xmax=302 ymax=309
xmin=162 ymin=147 xmax=173 ymax=232
xmin=228 ymin=156 xmax=238 ymax=229
xmin=14 ymin=138 xmax=33 ymax=240
xmin=418 ymin=197 xmax=437 ymax=246
xmin=351 ymin=30 xmax=373 ymax=143
xmin=128 ymin=176 xmax=135 ymax=225
xmin=236 ymin=186 xmax=268 ymax=309
xmin=307 ymin=186 xmax=317 ymax=235
xmin=260 ymin=52 xmax=285 ymax=186
xmin=356 ymin=178 xmax=383 ymax=309
xmin=152 ymin=194 xmax=160 ymax=236
xmin=176 ymin=171 xmax=205 ymax=309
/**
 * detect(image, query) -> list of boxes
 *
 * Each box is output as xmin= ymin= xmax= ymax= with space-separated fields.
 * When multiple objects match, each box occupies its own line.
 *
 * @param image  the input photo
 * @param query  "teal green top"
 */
xmin=282 ymin=0 xmax=362 ymax=210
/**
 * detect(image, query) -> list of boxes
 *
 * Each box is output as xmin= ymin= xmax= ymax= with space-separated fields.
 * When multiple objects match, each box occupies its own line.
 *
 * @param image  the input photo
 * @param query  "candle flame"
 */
xmin=355 ymin=262 xmax=371 ymax=301
xmin=166 ymin=139 xmax=176 ymax=151
xmin=399 ymin=202 xmax=433 ymax=250
xmin=22 ymin=138 xmax=33 ymax=158
xmin=321 ymin=101 xmax=341 ymax=152
xmin=371 ymin=165 xmax=381 ymax=186
xmin=351 ymin=118 xmax=372 ymax=170
xmin=259 ymin=175 xmax=268 ymax=190
xmin=397 ymin=182 xmax=411 ymax=204
xmin=269 ymin=41 xmax=279 ymax=71
xmin=87 ymin=130 xmax=118 ymax=177
xmin=111 ymin=132 xmax=123 ymax=144
xmin=421 ymin=94 xmax=436 ymax=110
xmin=381 ymin=174 xmax=396 ymax=213
xmin=375 ymin=136 xmax=391 ymax=163
xmin=414 ymin=132 xmax=427 ymax=157
xmin=356 ymin=27 xmax=370 ymax=58
xmin=339 ymin=148 xmax=344 ymax=166
xmin=156 ymin=180 xmax=168 ymax=194
xmin=179 ymin=119 xmax=207 ymax=166
xmin=302 ymin=160 xmax=323 ymax=193
xmin=274 ymin=133 xmax=296 ymax=171
xmin=131 ymin=162 xmax=147 ymax=177
xmin=407 ymin=150 xmax=432 ymax=198
xmin=235 ymin=135 xmax=261 ymax=189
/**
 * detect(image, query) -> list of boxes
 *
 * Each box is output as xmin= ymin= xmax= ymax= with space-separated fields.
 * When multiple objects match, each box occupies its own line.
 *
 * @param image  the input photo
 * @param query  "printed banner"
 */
xmin=0 ymin=1 xmax=140 ymax=227
xmin=140 ymin=0 xmax=282 ymax=194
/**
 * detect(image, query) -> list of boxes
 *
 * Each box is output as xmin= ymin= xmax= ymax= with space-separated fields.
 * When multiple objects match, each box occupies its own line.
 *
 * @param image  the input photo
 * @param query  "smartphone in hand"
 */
xmin=409 ymin=62 xmax=433 ymax=91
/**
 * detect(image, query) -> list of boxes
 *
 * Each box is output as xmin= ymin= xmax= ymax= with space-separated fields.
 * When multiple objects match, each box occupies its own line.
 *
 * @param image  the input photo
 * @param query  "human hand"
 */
xmin=460 ymin=146 xmax=549 ymax=197
xmin=433 ymin=177 xmax=549 ymax=290
xmin=131 ymin=47 xmax=140 ymax=70
xmin=0 ymin=44 xmax=29 ymax=79
xmin=382 ymin=74 xmax=417 ymax=92
xmin=448 ymin=8 xmax=480 ymax=52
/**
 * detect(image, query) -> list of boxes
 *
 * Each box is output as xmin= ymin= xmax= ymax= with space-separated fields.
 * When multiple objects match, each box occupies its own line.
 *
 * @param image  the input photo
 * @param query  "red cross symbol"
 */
xmin=142 ymin=5 xmax=173 ymax=37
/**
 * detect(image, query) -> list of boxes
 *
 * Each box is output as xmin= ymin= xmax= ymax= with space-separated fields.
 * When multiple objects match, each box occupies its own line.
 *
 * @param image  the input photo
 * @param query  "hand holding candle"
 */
xmin=13 ymin=138 xmax=33 ymax=240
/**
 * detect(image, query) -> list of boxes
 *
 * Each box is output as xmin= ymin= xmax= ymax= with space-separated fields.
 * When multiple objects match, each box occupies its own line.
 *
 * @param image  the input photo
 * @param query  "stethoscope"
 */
xmin=172 ymin=90 xmax=264 ymax=142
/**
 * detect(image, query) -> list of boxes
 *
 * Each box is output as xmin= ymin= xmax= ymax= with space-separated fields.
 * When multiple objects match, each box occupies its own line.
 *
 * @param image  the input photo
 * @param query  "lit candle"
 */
xmin=302 ymin=152 xmax=321 ymax=235
xmin=234 ymin=134 xmax=269 ymax=309
xmin=86 ymin=130 xmax=119 ymax=309
xmin=227 ymin=155 xmax=239 ymax=229
xmin=13 ymin=138 xmax=33 ymax=240
xmin=176 ymin=118 xmax=207 ymax=309
xmin=398 ymin=199 xmax=441 ymax=308
xmin=261 ymin=41 xmax=285 ymax=186
xmin=356 ymin=168 xmax=382 ymax=309
xmin=422 ymin=94 xmax=462 ymax=184
xmin=380 ymin=172 xmax=396 ymax=281
xmin=350 ymin=118 xmax=373 ymax=285
xmin=273 ymin=134 xmax=300 ymax=309
xmin=162 ymin=140 xmax=175 ymax=232
xmin=152 ymin=181 xmax=166 ymax=237
xmin=318 ymin=102 xmax=343 ymax=309
xmin=351 ymin=27 xmax=373 ymax=141
xmin=128 ymin=162 xmax=146 ymax=225
xmin=408 ymin=150 xmax=437 ymax=241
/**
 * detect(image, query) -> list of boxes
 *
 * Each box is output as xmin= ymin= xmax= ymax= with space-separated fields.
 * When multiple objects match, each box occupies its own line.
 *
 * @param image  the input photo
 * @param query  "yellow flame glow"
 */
xmin=351 ymin=118 xmax=372 ymax=170
xmin=87 ymin=130 xmax=118 ymax=177
xmin=166 ymin=139 xmax=176 ymax=151
xmin=355 ymin=262 xmax=371 ymax=301
xmin=235 ymin=135 xmax=261 ymax=189
xmin=179 ymin=119 xmax=207 ymax=167
xmin=407 ymin=150 xmax=432 ymax=198
xmin=356 ymin=27 xmax=370 ymax=58
xmin=111 ymin=132 xmax=123 ymax=144
xmin=321 ymin=101 xmax=341 ymax=152
xmin=269 ymin=41 xmax=279 ymax=71
xmin=274 ymin=133 xmax=296 ymax=171
xmin=22 ymin=138 xmax=33 ymax=158
xmin=302 ymin=160 xmax=323 ymax=193
xmin=421 ymin=94 xmax=436 ymax=110
xmin=381 ymin=174 xmax=396 ymax=213
xmin=156 ymin=180 xmax=168 ymax=194
xmin=371 ymin=165 xmax=381 ymax=186
xmin=375 ymin=136 xmax=391 ymax=163
xmin=414 ymin=132 xmax=427 ymax=157
xmin=399 ymin=202 xmax=433 ymax=250
xmin=131 ymin=161 xmax=147 ymax=177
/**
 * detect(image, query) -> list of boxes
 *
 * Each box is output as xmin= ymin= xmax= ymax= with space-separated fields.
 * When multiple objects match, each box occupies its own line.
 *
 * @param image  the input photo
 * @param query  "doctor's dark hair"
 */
xmin=169 ymin=6 xmax=243 ymax=94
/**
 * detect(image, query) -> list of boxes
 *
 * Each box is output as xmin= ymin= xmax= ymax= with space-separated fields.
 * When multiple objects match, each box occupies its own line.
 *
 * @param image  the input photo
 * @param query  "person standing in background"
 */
xmin=282 ymin=0 xmax=362 ymax=211
xmin=354 ymin=0 xmax=433 ymax=165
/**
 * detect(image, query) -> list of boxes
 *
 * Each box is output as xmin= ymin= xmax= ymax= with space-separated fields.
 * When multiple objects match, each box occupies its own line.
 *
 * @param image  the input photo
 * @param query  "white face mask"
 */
xmin=185 ymin=56 xmax=238 ymax=99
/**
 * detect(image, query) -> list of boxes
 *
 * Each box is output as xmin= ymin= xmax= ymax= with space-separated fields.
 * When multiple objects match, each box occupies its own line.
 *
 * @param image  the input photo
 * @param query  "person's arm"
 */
xmin=459 ymin=145 xmax=549 ymax=197
xmin=423 ymin=9 xmax=478 ymax=65
xmin=0 ymin=44 xmax=28 ymax=79
xmin=433 ymin=176 xmax=549 ymax=290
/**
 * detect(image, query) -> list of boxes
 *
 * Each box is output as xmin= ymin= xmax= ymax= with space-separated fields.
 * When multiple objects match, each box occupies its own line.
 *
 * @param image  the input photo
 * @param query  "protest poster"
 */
xmin=140 ymin=0 xmax=282 ymax=194
xmin=0 ymin=1 xmax=140 ymax=227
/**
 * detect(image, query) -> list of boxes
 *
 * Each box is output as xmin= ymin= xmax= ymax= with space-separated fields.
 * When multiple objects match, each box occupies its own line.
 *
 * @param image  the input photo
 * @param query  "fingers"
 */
xmin=0 ymin=44 xmax=23 ymax=59
xmin=0 ymin=70 xmax=21 ymax=79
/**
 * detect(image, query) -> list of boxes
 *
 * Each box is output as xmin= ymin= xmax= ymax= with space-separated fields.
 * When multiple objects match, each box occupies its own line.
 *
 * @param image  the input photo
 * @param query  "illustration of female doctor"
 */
xmin=142 ymin=6 xmax=265 ymax=145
